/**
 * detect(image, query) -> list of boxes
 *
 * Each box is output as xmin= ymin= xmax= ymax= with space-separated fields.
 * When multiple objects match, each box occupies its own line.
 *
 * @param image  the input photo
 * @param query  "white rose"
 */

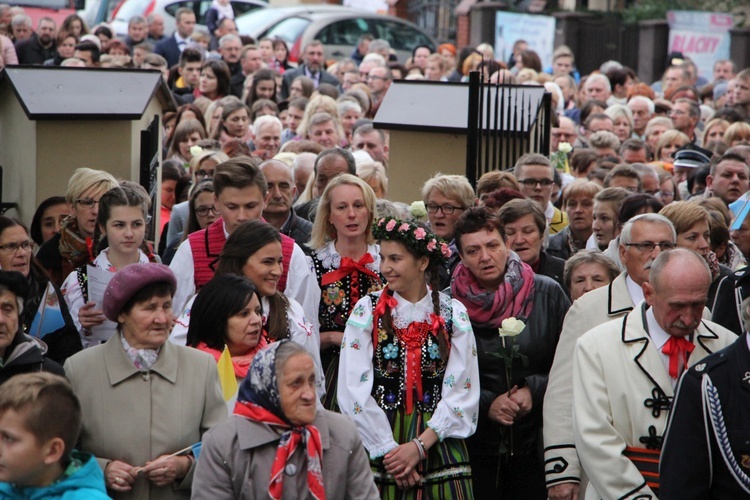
xmin=410 ymin=201 xmax=427 ymax=218
xmin=558 ymin=142 xmax=573 ymax=154
xmin=189 ymin=145 xmax=203 ymax=157
xmin=498 ymin=317 xmax=526 ymax=337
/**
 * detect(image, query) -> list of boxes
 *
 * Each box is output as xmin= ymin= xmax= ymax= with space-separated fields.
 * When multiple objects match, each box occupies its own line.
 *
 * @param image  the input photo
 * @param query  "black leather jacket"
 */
xmin=464 ymin=275 xmax=571 ymax=457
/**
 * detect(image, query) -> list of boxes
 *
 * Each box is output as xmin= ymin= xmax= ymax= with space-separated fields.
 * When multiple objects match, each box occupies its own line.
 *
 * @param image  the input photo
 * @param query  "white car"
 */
xmin=109 ymin=0 xmax=266 ymax=38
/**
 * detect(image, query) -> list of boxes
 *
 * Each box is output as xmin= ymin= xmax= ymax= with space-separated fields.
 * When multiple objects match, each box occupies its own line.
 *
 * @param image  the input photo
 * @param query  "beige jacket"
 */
xmin=572 ymin=304 xmax=736 ymax=499
xmin=192 ymin=410 xmax=379 ymax=499
xmin=64 ymin=335 xmax=228 ymax=500
xmin=543 ymin=272 xmax=635 ymax=490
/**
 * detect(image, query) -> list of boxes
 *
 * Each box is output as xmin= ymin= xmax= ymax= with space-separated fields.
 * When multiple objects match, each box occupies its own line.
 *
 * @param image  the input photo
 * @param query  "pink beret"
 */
xmin=103 ymin=263 xmax=177 ymax=322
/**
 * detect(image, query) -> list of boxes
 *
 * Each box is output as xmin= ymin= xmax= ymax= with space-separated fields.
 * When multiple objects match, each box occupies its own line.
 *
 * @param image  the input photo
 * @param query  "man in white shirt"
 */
xmin=572 ymin=248 xmax=735 ymax=499
xmin=543 ymin=213 xmax=676 ymax=500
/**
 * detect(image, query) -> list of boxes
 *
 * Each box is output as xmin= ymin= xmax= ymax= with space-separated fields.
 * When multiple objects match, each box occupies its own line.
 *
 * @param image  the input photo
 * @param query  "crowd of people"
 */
xmin=1 ymin=2 xmax=750 ymax=499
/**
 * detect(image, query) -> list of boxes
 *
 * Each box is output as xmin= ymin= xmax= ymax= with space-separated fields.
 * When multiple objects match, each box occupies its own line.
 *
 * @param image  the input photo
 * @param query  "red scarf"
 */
xmin=450 ymin=256 xmax=536 ymax=329
xmin=321 ymin=253 xmax=378 ymax=311
xmin=196 ymin=337 xmax=268 ymax=379
xmin=234 ymin=401 xmax=325 ymax=500
xmin=662 ymin=336 xmax=695 ymax=379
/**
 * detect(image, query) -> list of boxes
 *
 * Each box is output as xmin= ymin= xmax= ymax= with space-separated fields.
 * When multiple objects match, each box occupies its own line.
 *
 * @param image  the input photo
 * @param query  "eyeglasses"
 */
xmin=518 ymin=178 xmax=554 ymax=188
xmin=195 ymin=206 xmax=219 ymax=217
xmin=75 ymin=198 xmax=100 ymax=209
xmin=425 ymin=204 xmax=465 ymax=215
xmin=366 ymin=75 xmax=388 ymax=82
xmin=0 ymin=240 xmax=32 ymax=254
xmin=655 ymin=191 xmax=674 ymax=199
xmin=625 ymin=241 xmax=676 ymax=252
xmin=195 ymin=169 xmax=214 ymax=178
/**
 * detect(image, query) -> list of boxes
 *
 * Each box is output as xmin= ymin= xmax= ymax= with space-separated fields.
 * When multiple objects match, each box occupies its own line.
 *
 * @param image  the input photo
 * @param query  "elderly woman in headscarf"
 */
xmin=64 ymin=263 xmax=226 ymax=499
xmin=193 ymin=340 xmax=379 ymax=499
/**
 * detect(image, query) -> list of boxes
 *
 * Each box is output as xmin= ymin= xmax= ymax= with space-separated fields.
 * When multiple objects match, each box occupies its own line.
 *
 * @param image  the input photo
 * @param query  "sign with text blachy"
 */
xmin=495 ymin=12 xmax=556 ymax=69
xmin=667 ymin=11 xmax=733 ymax=79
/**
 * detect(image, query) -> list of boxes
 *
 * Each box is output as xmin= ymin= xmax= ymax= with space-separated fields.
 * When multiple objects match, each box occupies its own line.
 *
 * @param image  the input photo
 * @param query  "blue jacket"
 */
xmin=0 ymin=451 xmax=109 ymax=499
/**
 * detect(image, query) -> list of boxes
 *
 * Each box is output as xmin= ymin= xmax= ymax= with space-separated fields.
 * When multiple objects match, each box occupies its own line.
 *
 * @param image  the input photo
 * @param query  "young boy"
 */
xmin=0 ymin=373 xmax=108 ymax=498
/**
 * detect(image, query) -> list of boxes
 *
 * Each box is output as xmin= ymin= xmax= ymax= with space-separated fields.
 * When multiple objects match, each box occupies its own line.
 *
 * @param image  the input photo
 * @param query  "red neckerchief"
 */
xmin=195 ymin=336 xmax=268 ymax=379
xmin=662 ymin=336 xmax=695 ymax=379
xmin=321 ymin=253 xmax=378 ymax=311
xmin=233 ymin=402 xmax=325 ymax=500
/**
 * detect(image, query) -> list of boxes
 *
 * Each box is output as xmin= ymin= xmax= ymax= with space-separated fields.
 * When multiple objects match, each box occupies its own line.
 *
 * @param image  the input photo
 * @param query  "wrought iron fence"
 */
xmin=465 ymin=71 xmax=552 ymax=187
xmin=407 ymin=0 xmax=458 ymax=44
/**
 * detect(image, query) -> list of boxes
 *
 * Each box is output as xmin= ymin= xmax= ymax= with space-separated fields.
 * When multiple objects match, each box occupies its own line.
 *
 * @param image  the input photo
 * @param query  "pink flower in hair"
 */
xmin=378 ymin=218 xmax=385 ymax=226
xmin=398 ymin=223 xmax=410 ymax=232
xmin=441 ymin=243 xmax=452 ymax=258
xmin=427 ymin=239 xmax=437 ymax=251
xmin=414 ymin=227 xmax=427 ymax=240
xmin=386 ymin=219 xmax=397 ymax=231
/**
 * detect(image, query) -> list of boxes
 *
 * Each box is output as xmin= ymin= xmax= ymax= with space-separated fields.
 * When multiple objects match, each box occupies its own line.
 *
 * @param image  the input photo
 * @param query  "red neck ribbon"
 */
xmin=233 ymin=402 xmax=325 ymax=500
xmin=662 ymin=336 xmax=695 ymax=379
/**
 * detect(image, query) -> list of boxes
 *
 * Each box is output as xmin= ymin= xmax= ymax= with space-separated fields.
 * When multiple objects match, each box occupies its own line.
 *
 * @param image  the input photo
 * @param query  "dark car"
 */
xmin=235 ymin=5 xmax=436 ymax=64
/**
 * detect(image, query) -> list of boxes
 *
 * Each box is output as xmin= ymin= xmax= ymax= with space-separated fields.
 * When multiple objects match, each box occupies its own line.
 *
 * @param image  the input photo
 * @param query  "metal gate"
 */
xmin=407 ymin=0 xmax=458 ymax=44
xmin=465 ymin=71 xmax=552 ymax=187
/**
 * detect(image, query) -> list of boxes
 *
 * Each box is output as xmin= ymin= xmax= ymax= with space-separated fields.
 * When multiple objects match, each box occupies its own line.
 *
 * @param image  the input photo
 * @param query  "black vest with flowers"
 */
xmin=367 ymin=292 xmax=454 ymax=414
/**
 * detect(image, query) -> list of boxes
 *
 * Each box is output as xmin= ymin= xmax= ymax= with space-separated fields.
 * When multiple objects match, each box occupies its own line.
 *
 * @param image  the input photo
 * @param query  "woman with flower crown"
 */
xmin=338 ymin=215 xmax=480 ymax=498
xmin=308 ymin=173 xmax=385 ymax=411
xmin=449 ymin=206 xmax=570 ymax=499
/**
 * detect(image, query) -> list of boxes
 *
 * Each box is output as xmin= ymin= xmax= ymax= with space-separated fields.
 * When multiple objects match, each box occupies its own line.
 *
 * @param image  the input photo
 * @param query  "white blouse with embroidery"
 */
xmin=338 ymin=290 xmax=480 ymax=459
xmin=61 ymin=248 xmax=151 ymax=348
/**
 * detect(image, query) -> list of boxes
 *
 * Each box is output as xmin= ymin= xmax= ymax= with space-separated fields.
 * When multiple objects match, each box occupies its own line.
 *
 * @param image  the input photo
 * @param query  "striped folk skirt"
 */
xmin=370 ymin=408 xmax=474 ymax=499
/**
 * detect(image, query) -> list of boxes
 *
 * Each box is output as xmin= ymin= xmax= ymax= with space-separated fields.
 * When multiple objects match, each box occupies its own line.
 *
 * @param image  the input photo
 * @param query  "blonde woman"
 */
xmin=307 ymin=174 xmax=384 ymax=411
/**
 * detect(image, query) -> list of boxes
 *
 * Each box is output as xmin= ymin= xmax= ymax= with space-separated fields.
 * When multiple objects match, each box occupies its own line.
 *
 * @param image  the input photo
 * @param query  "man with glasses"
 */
xmin=514 ymin=153 xmax=568 ymax=234
xmin=550 ymin=116 xmax=577 ymax=155
xmin=366 ymin=64 xmax=392 ymax=119
xmin=571 ymin=248 xmax=734 ymax=499
xmin=260 ymin=159 xmax=312 ymax=250
xmin=544 ymin=214 xmax=679 ymax=500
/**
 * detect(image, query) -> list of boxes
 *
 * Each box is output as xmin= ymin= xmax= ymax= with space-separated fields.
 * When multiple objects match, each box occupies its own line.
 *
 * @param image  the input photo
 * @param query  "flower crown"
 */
xmin=372 ymin=216 xmax=452 ymax=263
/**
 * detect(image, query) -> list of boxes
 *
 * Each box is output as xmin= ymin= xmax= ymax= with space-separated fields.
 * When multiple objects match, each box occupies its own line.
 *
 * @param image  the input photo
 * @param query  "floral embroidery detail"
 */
xmin=444 ymin=374 xmax=455 ymax=388
xmin=350 ymin=338 xmax=361 ymax=350
xmin=377 ymin=328 xmax=388 ymax=342
xmin=472 ymin=412 xmax=478 ymax=425
xmin=464 ymin=378 xmax=472 ymax=390
xmin=353 ymin=402 xmax=363 ymax=414
xmin=323 ymin=287 xmax=345 ymax=306
xmin=383 ymin=343 xmax=398 ymax=359
xmin=454 ymin=407 xmax=464 ymax=418
xmin=352 ymin=304 xmax=365 ymax=317
xmin=360 ymin=373 xmax=368 ymax=382
xmin=472 ymin=346 xmax=477 ymax=357
xmin=459 ymin=311 xmax=469 ymax=324
xmin=428 ymin=343 xmax=440 ymax=360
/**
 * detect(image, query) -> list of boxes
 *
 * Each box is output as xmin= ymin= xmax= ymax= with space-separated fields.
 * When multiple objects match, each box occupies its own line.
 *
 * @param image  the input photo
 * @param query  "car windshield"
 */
xmin=262 ymin=16 xmax=310 ymax=46
xmin=114 ymin=0 xmax=152 ymax=21
xmin=13 ymin=0 xmax=69 ymax=7
xmin=235 ymin=8 xmax=286 ymax=34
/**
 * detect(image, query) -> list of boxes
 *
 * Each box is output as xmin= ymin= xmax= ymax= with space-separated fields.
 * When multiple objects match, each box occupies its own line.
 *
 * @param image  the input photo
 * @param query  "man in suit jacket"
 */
xmin=544 ymin=213 xmax=677 ymax=500
xmin=279 ymin=40 xmax=339 ymax=100
xmin=154 ymin=7 xmax=195 ymax=68
xmin=572 ymin=248 xmax=736 ymax=499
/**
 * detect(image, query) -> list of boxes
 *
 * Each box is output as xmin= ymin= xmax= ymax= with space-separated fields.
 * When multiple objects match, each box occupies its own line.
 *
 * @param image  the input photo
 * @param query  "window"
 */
xmin=262 ymin=17 xmax=310 ymax=46
xmin=370 ymin=19 xmax=434 ymax=53
xmin=316 ymin=17 xmax=369 ymax=46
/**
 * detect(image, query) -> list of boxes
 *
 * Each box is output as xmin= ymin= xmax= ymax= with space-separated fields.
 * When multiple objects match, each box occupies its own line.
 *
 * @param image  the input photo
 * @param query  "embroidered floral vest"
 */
xmin=365 ymin=292 xmax=454 ymax=414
